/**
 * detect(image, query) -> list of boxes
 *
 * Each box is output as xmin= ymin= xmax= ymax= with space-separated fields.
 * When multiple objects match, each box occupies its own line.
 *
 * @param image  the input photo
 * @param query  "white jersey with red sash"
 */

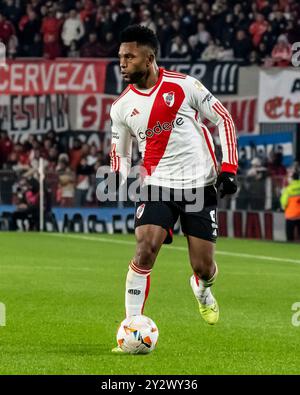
xmin=110 ymin=67 xmax=238 ymax=189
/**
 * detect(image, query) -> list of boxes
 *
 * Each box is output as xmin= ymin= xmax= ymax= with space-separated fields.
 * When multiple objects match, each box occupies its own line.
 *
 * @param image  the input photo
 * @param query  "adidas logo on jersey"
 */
xmin=130 ymin=108 xmax=140 ymax=117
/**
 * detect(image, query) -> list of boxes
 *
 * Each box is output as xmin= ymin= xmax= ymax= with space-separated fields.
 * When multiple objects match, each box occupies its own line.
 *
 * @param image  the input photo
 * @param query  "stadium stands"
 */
xmin=0 ymin=0 xmax=299 ymax=63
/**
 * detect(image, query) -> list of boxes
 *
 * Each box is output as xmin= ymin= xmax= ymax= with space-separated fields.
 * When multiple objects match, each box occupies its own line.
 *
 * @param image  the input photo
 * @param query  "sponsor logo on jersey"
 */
xmin=163 ymin=91 xmax=175 ymax=107
xmin=138 ymin=117 xmax=184 ymax=140
xmin=136 ymin=203 xmax=145 ymax=219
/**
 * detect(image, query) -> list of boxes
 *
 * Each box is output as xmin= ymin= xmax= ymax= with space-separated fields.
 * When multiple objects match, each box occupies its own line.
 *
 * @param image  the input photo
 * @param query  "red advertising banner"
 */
xmin=0 ymin=60 xmax=108 ymax=95
xmin=204 ymin=96 xmax=258 ymax=135
xmin=71 ymin=94 xmax=115 ymax=131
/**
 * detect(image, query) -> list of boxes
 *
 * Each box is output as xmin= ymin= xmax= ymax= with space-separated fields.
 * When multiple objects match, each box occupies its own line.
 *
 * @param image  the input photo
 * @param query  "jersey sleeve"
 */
xmin=186 ymin=76 xmax=238 ymax=174
xmin=110 ymin=103 xmax=132 ymax=183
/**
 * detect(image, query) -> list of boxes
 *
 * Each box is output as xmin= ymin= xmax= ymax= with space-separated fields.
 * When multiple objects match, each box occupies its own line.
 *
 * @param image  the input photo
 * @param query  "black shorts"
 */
xmin=134 ymin=185 xmax=218 ymax=244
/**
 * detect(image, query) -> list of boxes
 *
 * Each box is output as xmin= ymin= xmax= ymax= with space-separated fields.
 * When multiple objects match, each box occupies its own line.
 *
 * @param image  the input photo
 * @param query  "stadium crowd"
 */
xmin=0 ymin=130 xmax=111 ymax=209
xmin=0 ymin=130 xmax=296 ymax=211
xmin=0 ymin=0 xmax=299 ymax=65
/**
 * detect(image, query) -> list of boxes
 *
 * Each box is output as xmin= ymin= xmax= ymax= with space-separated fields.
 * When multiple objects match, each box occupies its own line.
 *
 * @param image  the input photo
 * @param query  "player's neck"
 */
xmin=134 ymin=65 xmax=160 ymax=90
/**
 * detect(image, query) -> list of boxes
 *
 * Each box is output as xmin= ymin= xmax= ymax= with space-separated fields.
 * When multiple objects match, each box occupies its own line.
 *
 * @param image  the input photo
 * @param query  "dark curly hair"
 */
xmin=120 ymin=25 xmax=159 ymax=56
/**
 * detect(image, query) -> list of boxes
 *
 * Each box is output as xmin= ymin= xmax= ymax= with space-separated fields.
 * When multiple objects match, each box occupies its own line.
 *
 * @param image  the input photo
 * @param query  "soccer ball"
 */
xmin=116 ymin=315 xmax=159 ymax=354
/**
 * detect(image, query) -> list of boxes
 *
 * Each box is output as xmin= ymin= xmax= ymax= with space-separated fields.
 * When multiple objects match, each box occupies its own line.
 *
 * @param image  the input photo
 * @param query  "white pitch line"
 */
xmin=46 ymin=233 xmax=300 ymax=265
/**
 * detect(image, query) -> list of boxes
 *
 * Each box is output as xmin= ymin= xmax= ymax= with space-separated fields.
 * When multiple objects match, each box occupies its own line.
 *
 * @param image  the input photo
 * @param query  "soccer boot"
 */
xmin=190 ymin=275 xmax=219 ymax=325
xmin=198 ymin=298 xmax=219 ymax=325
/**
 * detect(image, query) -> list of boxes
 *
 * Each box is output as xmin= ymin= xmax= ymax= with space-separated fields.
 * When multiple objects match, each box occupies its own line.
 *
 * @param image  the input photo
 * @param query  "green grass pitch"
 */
xmin=0 ymin=232 xmax=300 ymax=375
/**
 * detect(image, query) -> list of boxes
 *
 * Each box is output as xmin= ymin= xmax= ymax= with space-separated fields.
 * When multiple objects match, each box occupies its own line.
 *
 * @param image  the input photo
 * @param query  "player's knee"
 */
xmin=136 ymin=239 xmax=159 ymax=268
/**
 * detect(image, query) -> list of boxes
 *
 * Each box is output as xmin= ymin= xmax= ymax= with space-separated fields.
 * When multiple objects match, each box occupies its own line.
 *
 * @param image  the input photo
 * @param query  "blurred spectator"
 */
xmin=41 ymin=8 xmax=63 ymax=59
xmin=2 ymin=0 xmax=21 ymax=25
xmin=56 ymin=155 xmax=75 ymax=207
xmin=233 ymin=30 xmax=252 ymax=61
xmin=220 ymin=14 xmax=235 ymax=48
xmin=270 ymin=10 xmax=287 ymax=37
xmin=287 ymin=161 xmax=300 ymax=180
xmin=261 ymin=24 xmax=278 ymax=54
xmin=257 ymin=148 xmax=268 ymax=167
xmin=195 ymin=21 xmax=210 ymax=46
xmin=19 ymin=9 xmax=41 ymax=56
xmin=249 ymin=50 xmax=259 ymax=64
xmin=271 ymin=34 xmax=292 ymax=66
xmin=140 ymin=10 xmax=156 ymax=33
xmin=69 ymin=138 xmax=83 ymax=171
xmin=287 ymin=20 xmax=300 ymax=44
xmin=235 ymin=178 xmax=249 ymax=210
xmin=246 ymin=157 xmax=267 ymax=210
xmin=7 ymin=32 xmax=18 ymax=58
xmin=79 ymin=0 xmax=95 ymax=23
xmin=188 ymin=35 xmax=202 ymax=61
xmin=47 ymin=146 xmax=59 ymax=171
xmin=0 ymin=131 xmax=13 ymax=168
xmin=87 ymin=145 xmax=100 ymax=166
xmin=189 ymin=21 xmax=210 ymax=57
xmin=216 ymin=44 xmax=234 ymax=61
xmin=249 ymin=13 xmax=269 ymax=47
xmin=181 ymin=3 xmax=197 ymax=38
xmin=80 ymin=31 xmax=103 ymax=57
xmin=91 ymin=31 xmax=118 ymax=57
xmin=11 ymin=177 xmax=40 ymax=231
xmin=169 ymin=35 xmax=189 ymax=59
xmin=113 ymin=3 xmax=132 ymax=36
xmin=201 ymin=39 xmax=221 ymax=61
xmin=268 ymin=150 xmax=287 ymax=210
xmin=5 ymin=151 xmax=19 ymax=171
xmin=256 ymin=42 xmax=268 ymax=64
xmin=0 ymin=11 xmax=15 ymax=46
xmin=156 ymin=17 xmax=169 ymax=58
xmin=67 ymin=39 xmax=80 ymax=57
xmin=165 ymin=19 xmax=182 ymax=41
xmin=8 ymin=143 xmax=30 ymax=174
xmin=74 ymin=157 xmax=93 ymax=207
xmin=95 ymin=8 xmax=113 ymax=40
xmin=238 ymin=148 xmax=251 ymax=175
xmin=235 ymin=11 xmax=250 ymax=32
xmin=61 ymin=9 xmax=84 ymax=53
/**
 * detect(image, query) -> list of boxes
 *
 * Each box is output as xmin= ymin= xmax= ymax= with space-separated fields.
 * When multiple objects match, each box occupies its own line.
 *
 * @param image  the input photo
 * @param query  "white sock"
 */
xmin=125 ymin=260 xmax=151 ymax=317
xmin=190 ymin=264 xmax=218 ymax=306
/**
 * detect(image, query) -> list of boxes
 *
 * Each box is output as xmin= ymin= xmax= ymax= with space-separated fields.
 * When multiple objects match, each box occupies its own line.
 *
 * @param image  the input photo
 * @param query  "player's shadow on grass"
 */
xmin=47 ymin=344 xmax=153 ymax=356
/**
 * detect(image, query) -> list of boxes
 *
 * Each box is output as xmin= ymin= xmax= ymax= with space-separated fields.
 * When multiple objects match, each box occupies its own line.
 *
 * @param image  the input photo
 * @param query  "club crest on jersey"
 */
xmin=136 ymin=203 xmax=145 ymax=219
xmin=163 ymin=91 xmax=175 ymax=107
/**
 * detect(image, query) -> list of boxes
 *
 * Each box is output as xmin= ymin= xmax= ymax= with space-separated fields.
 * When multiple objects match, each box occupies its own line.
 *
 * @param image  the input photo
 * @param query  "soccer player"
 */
xmin=110 ymin=25 xmax=238 ymax=352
